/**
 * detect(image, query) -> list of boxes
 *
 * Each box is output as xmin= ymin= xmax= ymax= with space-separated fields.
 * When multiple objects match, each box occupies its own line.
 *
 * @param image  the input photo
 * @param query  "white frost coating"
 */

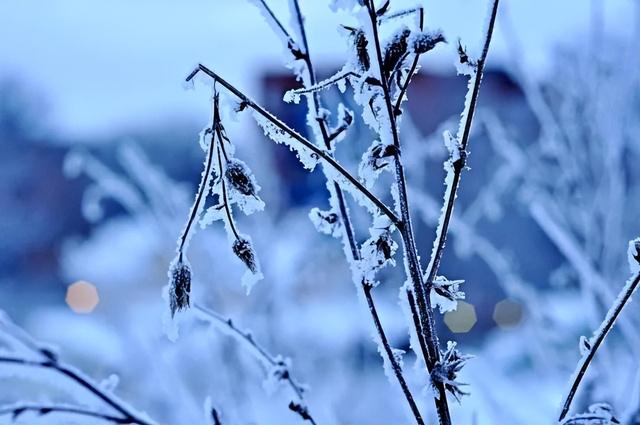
xmin=309 ymin=207 xmax=342 ymax=238
xmin=359 ymin=214 xmax=398 ymax=283
xmin=627 ymin=238 xmax=640 ymax=274
xmin=198 ymin=126 xmax=212 ymax=151
xmin=99 ymin=374 xmax=120 ymax=392
xmin=443 ymin=130 xmax=461 ymax=163
xmin=199 ymin=205 xmax=225 ymax=229
xmin=579 ymin=335 xmax=592 ymax=356
xmin=262 ymin=355 xmax=292 ymax=395
xmin=322 ymin=163 xmax=378 ymax=216
xmin=430 ymin=276 xmax=465 ymax=314
xmin=242 ymin=270 xmax=264 ymax=295
xmin=252 ymin=111 xmax=319 ymax=171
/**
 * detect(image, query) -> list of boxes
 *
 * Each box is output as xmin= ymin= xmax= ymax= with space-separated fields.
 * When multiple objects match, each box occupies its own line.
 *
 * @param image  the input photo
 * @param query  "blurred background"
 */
xmin=1 ymin=0 xmax=639 ymax=424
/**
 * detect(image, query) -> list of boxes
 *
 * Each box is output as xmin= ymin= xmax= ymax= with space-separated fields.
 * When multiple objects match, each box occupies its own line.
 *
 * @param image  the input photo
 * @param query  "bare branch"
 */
xmin=193 ymin=304 xmax=316 ymax=425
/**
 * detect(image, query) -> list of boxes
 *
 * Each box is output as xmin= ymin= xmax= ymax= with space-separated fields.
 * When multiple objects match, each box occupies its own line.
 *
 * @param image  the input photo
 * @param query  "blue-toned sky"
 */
xmin=0 ymin=0 xmax=634 ymax=138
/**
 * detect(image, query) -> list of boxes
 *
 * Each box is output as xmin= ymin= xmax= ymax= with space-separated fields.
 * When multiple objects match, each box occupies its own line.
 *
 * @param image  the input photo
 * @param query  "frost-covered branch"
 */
xmin=422 ymin=0 xmax=500 ymax=291
xmin=558 ymin=240 xmax=640 ymax=421
xmin=0 ymin=314 xmax=156 ymax=425
xmin=185 ymin=64 xmax=400 ymax=226
xmin=193 ymin=304 xmax=316 ymax=425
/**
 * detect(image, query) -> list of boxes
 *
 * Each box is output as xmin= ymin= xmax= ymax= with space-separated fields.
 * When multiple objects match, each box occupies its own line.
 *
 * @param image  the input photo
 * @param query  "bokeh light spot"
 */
xmin=65 ymin=281 xmax=100 ymax=314
xmin=444 ymin=301 xmax=477 ymax=333
xmin=493 ymin=299 xmax=523 ymax=329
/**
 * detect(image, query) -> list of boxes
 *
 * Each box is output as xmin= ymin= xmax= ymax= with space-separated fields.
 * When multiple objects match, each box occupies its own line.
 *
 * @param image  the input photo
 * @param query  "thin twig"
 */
xmin=423 ymin=0 xmax=500 ymax=289
xmin=193 ymin=304 xmax=316 ymax=425
xmin=558 ymin=271 xmax=640 ymax=421
xmin=186 ymin=65 xmax=400 ymax=227
xmin=178 ymin=105 xmax=218 ymax=258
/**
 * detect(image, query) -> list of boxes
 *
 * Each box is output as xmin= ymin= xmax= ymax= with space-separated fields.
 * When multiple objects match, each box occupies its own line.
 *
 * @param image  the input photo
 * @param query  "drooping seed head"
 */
xmin=169 ymin=259 xmax=191 ymax=317
xmin=232 ymin=238 xmax=258 ymax=274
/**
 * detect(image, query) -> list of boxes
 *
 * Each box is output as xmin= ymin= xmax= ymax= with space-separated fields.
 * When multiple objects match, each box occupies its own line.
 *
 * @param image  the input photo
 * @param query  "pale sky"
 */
xmin=0 ymin=0 xmax=634 ymax=138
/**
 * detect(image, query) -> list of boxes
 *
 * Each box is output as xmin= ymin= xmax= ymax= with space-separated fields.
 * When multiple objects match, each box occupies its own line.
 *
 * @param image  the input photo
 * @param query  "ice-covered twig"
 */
xmin=422 ymin=0 xmax=500 ymax=292
xmin=185 ymin=64 xmax=400 ymax=227
xmin=246 ymin=0 xmax=305 ymax=60
xmin=193 ymin=304 xmax=316 ymax=425
xmin=557 ymin=266 xmax=640 ymax=421
xmin=284 ymin=70 xmax=360 ymax=103
xmin=0 ymin=315 xmax=156 ymax=425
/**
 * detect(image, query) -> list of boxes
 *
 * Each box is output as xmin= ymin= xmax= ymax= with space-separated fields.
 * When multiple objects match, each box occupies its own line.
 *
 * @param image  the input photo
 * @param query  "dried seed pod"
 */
xmin=411 ymin=30 xmax=445 ymax=54
xmin=382 ymin=27 xmax=411 ymax=76
xmin=169 ymin=259 xmax=191 ymax=317
xmin=353 ymin=28 xmax=371 ymax=71
xmin=225 ymin=158 xmax=257 ymax=197
xmin=232 ymin=238 xmax=258 ymax=274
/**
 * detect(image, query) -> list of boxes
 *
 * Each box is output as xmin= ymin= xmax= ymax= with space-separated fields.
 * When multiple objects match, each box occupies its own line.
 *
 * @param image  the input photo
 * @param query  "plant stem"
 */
xmin=288 ymin=2 xmax=424 ymax=423
xmin=423 ymin=0 xmax=500 ymax=288
xmin=364 ymin=2 xmax=451 ymax=423
xmin=558 ymin=271 xmax=640 ymax=421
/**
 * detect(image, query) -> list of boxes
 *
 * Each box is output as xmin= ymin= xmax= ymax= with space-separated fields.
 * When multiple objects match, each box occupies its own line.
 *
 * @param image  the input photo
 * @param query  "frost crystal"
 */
xmin=360 ymin=215 xmax=398 ymax=281
xmin=358 ymin=141 xmax=397 ymax=188
xmin=579 ymin=335 xmax=592 ymax=356
xmin=309 ymin=207 xmax=342 ymax=238
xmin=253 ymin=111 xmax=319 ymax=171
xmin=430 ymin=276 xmax=465 ymax=314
